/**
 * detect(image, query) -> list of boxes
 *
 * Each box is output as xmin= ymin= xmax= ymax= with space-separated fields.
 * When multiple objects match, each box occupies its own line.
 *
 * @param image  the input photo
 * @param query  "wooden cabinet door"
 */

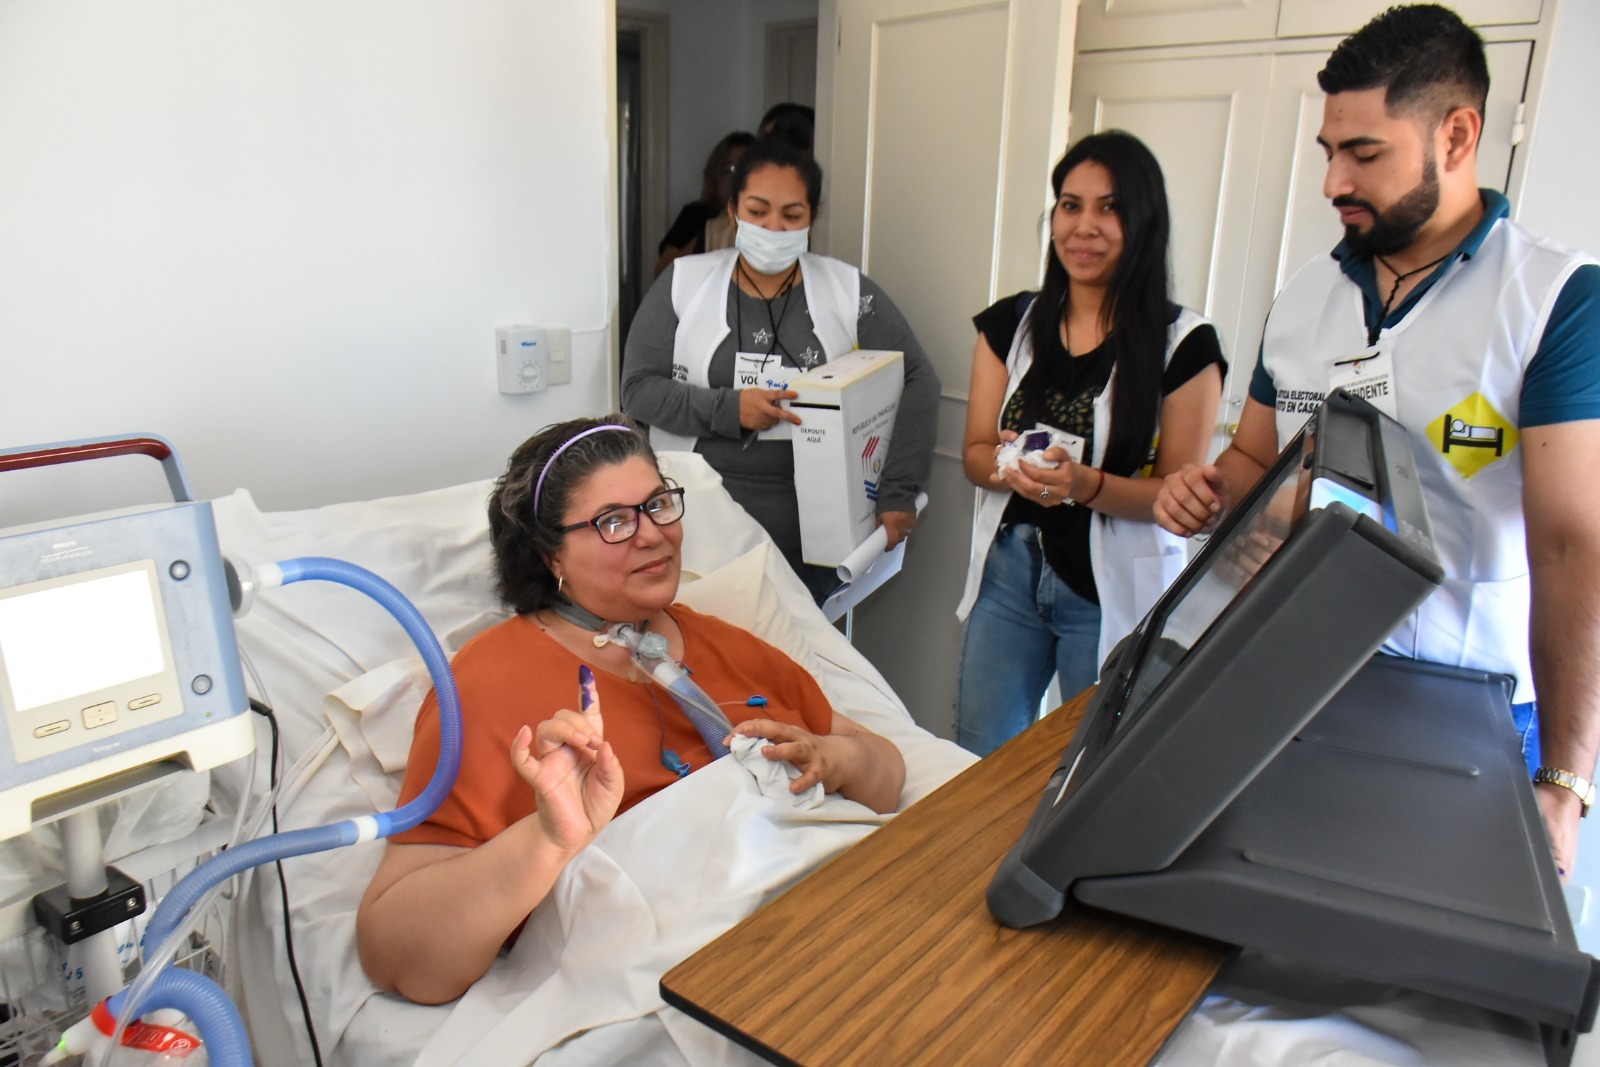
xmin=1076 ymin=0 xmax=1281 ymax=52
xmin=1070 ymin=50 xmax=1274 ymax=444
xmin=1278 ymin=0 xmax=1543 ymax=37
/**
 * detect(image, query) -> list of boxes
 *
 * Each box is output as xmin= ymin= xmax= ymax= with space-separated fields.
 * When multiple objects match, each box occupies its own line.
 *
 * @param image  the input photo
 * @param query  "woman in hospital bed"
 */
xmin=354 ymin=415 xmax=905 ymax=1005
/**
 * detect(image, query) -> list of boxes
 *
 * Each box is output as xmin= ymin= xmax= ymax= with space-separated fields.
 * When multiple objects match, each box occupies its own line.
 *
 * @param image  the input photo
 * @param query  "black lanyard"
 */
xmin=734 ymin=259 xmax=800 ymax=362
xmin=1368 ymin=252 xmax=1449 ymax=345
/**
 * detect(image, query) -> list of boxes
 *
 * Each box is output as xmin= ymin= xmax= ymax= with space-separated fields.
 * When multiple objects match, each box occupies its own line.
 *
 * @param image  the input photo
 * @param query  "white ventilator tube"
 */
xmin=599 ymin=622 xmax=734 ymax=757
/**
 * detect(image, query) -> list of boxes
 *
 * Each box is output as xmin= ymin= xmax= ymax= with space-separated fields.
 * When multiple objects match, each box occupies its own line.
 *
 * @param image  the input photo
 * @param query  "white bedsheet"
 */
xmin=421 ymin=728 xmax=926 ymax=1066
xmin=1162 ymin=952 xmax=1550 ymax=1066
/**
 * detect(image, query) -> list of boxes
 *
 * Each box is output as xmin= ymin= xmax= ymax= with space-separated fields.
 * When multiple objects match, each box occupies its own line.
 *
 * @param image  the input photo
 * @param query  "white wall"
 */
xmin=0 ymin=1 xmax=616 ymax=523
xmin=1515 ymin=0 xmax=1600 ymax=258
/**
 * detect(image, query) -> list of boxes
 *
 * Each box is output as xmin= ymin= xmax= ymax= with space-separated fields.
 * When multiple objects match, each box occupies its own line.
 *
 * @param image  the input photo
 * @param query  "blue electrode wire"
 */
xmin=96 ymin=557 xmax=463 ymax=1067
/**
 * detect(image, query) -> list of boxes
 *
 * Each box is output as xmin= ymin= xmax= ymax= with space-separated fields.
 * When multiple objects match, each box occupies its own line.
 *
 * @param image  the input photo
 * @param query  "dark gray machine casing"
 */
xmin=987 ymin=390 xmax=1599 ymax=1065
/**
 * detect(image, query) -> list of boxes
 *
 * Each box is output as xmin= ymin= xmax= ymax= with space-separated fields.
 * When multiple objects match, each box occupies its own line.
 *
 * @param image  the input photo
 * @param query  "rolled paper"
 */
xmin=836 ymin=491 xmax=929 ymax=584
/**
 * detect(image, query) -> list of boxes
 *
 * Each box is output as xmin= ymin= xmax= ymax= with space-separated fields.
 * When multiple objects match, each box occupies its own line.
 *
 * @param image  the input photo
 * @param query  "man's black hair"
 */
xmin=1318 ymin=4 xmax=1489 ymax=124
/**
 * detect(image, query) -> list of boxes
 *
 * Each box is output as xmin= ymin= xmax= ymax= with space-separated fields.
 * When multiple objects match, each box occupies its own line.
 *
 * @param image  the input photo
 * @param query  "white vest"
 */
xmin=1262 ymin=217 xmax=1594 ymax=703
xmin=956 ymin=304 xmax=1207 ymax=671
xmin=650 ymin=249 xmax=861 ymax=454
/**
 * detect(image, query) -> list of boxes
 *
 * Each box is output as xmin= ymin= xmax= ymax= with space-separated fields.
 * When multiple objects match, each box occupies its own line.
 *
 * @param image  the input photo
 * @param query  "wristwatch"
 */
xmin=1533 ymin=766 xmax=1596 ymax=817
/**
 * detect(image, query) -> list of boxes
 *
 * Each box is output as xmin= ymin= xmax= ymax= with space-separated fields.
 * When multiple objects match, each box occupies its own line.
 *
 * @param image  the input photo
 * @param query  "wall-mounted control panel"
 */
xmin=496 ymin=325 xmax=572 ymax=395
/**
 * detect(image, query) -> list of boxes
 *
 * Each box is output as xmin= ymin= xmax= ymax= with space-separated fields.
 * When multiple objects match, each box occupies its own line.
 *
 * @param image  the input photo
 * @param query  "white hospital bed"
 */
xmin=214 ymin=452 xmax=975 ymax=1066
xmin=197 ymin=451 xmax=1574 ymax=1067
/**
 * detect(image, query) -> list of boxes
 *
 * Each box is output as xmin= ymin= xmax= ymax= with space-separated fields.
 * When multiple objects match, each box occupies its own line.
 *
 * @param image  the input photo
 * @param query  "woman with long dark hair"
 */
xmin=953 ymin=131 xmax=1226 ymax=756
xmin=655 ymin=131 xmax=756 ymax=276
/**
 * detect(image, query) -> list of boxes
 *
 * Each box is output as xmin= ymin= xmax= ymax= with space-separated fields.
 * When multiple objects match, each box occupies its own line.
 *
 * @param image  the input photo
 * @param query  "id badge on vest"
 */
xmin=736 ymin=351 xmax=800 ymax=441
xmin=1329 ymin=343 xmax=1398 ymax=419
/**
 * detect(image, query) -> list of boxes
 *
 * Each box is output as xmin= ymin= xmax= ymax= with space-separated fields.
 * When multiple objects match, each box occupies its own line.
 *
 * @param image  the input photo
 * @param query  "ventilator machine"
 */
xmin=0 ymin=435 xmax=464 ymax=1066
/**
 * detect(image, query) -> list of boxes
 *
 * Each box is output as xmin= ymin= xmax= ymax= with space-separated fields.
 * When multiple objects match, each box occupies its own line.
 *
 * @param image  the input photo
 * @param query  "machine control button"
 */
xmin=191 ymin=675 xmax=212 ymax=695
xmin=82 ymin=703 xmax=118 ymax=729
xmin=169 ymin=560 xmax=191 ymax=581
xmin=128 ymin=694 xmax=162 ymax=711
xmin=34 ymin=720 xmax=70 ymax=738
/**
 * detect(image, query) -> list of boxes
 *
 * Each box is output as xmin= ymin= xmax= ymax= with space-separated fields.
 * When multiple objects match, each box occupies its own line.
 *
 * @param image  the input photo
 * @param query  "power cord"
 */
xmin=249 ymin=698 xmax=324 ymax=1067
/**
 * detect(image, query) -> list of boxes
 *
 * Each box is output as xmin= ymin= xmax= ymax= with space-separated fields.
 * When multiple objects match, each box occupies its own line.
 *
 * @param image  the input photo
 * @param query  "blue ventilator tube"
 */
xmin=86 ymin=557 xmax=463 ymax=1067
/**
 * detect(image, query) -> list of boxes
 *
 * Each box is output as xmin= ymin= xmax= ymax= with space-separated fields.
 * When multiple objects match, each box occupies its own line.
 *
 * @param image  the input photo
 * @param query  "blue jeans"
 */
xmin=1512 ymin=700 xmax=1540 ymax=777
xmin=956 ymin=524 xmax=1101 ymax=757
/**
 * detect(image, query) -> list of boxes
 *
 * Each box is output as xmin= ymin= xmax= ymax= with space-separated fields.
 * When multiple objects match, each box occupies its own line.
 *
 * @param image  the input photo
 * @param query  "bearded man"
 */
xmin=1154 ymin=4 xmax=1600 ymax=877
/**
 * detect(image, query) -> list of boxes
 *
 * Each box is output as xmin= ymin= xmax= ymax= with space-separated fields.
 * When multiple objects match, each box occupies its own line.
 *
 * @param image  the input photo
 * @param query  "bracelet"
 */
xmin=1533 ymin=766 xmax=1596 ymax=817
xmin=1077 ymin=467 xmax=1106 ymax=507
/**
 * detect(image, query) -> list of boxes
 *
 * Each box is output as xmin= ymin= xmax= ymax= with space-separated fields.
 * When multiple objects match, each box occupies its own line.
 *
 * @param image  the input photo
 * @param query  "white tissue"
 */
xmin=731 ymin=734 xmax=825 ymax=809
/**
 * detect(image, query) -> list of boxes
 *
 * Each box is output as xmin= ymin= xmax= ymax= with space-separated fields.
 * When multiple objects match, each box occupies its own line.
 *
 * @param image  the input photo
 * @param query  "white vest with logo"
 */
xmin=1261 ymin=217 xmax=1594 ymax=702
xmin=650 ymin=248 xmax=861 ymax=454
xmin=956 ymin=304 xmax=1207 ymax=671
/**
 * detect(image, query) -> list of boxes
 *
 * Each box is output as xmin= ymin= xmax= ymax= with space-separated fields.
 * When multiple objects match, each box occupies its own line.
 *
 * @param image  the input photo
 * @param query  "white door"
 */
xmin=818 ymin=0 xmax=1078 ymax=739
xmin=1231 ymin=40 xmax=1533 ymax=434
xmin=1277 ymin=0 xmax=1544 ymax=37
xmin=1075 ymin=0 xmax=1279 ymax=51
xmin=1071 ymin=39 xmax=1533 ymax=442
xmin=1070 ymin=50 xmax=1275 ymax=445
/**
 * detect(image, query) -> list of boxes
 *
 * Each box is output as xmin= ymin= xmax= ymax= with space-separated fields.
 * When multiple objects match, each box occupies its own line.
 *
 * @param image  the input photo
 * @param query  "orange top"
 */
xmin=393 ymin=605 xmax=833 ymax=848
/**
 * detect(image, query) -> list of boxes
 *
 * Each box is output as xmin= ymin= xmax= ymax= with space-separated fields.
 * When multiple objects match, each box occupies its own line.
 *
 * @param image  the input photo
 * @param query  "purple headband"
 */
xmin=533 ymin=423 xmax=635 ymax=518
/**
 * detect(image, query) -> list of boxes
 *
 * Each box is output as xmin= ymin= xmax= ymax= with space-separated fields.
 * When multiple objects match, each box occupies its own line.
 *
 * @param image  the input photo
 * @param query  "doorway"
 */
xmin=614 ymin=3 xmax=820 ymax=352
xmin=616 ymin=11 xmax=668 ymax=347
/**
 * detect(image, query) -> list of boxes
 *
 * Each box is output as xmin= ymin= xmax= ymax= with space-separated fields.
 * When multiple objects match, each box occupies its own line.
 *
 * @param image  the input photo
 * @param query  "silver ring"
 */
xmin=1039 ymin=488 xmax=1050 ymax=502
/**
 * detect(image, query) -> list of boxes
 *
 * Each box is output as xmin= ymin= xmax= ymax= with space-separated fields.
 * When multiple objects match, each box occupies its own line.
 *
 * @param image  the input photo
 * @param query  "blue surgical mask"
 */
xmin=735 ymin=219 xmax=810 ymax=274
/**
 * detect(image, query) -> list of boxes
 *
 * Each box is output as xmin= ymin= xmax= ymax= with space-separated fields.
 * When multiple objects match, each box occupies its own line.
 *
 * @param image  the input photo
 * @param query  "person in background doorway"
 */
xmin=1153 ymin=4 xmax=1600 ymax=877
xmin=759 ymin=102 xmax=815 ymax=154
xmin=622 ymin=135 xmax=939 ymax=604
xmin=954 ymin=130 xmax=1226 ymax=757
xmin=656 ymin=131 xmax=755 ymax=277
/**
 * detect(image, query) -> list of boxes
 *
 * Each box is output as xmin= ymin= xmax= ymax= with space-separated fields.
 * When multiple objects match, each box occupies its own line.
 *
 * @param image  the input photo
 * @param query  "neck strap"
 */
xmin=549 ymin=594 xmax=615 ymax=633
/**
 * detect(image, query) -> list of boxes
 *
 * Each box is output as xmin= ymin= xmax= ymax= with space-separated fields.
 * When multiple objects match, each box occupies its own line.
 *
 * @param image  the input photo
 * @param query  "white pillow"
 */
xmin=675 ymin=541 xmax=823 ymax=680
xmin=657 ymin=451 xmax=774 ymax=582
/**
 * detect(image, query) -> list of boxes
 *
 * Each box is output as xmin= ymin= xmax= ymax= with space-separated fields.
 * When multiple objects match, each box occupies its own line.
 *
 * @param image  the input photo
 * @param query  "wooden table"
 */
xmin=661 ymin=691 xmax=1230 ymax=1066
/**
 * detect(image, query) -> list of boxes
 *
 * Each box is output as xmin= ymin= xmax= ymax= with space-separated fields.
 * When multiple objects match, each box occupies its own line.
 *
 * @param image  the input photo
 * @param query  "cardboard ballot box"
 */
xmin=790 ymin=350 xmax=904 ymax=566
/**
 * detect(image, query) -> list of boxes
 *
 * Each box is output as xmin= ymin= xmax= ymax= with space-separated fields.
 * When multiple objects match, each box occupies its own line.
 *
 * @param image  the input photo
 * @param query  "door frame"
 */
xmin=617 ymin=9 xmax=670 ymax=320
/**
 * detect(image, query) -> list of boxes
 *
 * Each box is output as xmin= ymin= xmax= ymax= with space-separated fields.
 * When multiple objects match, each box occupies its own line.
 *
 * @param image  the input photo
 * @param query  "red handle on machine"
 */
xmin=0 ymin=434 xmax=194 ymax=503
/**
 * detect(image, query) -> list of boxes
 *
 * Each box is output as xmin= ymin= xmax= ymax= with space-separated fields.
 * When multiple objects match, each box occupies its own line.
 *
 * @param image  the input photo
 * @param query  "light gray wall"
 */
xmin=1516 ymin=0 xmax=1600 ymax=258
xmin=0 ymin=1 xmax=616 ymax=523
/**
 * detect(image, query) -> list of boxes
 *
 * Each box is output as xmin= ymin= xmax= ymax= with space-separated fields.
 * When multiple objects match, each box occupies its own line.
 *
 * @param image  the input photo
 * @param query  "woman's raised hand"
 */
xmin=511 ymin=665 xmax=624 ymax=855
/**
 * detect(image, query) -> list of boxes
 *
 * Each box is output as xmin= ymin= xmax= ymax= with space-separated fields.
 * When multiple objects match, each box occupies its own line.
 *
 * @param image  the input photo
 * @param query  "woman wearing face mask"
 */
xmin=953 ymin=130 xmax=1226 ymax=756
xmin=623 ymin=136 xmax=940 ymax=602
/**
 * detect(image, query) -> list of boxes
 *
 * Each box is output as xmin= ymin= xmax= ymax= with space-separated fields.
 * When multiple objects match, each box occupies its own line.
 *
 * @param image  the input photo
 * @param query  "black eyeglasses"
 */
xmin=557 ymin=486 xmax=687 ymax=544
